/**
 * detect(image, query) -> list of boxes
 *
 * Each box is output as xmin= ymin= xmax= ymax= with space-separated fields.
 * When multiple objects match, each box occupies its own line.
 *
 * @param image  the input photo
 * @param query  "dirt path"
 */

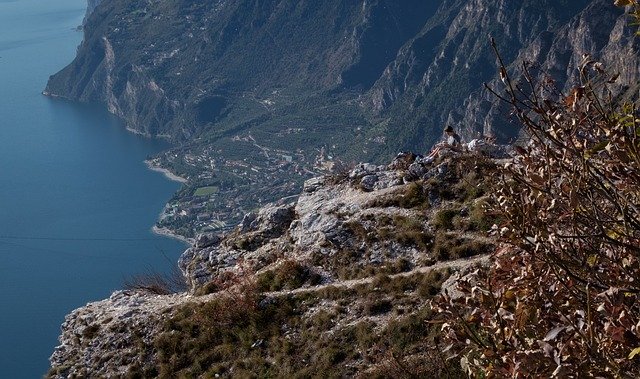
xmin=262 ymin=253 xmax=490 ymax=298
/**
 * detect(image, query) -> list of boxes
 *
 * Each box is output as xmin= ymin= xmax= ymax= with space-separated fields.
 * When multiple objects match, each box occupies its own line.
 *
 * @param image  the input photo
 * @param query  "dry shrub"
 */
xmin=256 ymin=259 xmax=322 ymax=291
xmin=435 ymin=38 xmax=640 ymax=377
xmin=370 ymin=349 xmax=464 ymax=379
xmin=123 ymin=266 xmax=188 ymax=295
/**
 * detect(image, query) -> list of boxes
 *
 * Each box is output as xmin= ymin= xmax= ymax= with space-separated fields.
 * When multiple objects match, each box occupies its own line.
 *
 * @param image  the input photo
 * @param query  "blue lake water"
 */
xmin=0 ymin=1 xmax=187 ymax=377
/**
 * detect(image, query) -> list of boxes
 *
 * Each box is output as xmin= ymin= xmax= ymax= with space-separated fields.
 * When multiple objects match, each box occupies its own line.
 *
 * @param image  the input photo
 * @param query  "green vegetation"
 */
xmin=132 ymin=266 xmax=460 ymax=378
xmin=193 ymin=186 xmax=219 ymax=197
xmin=370 ymin=182 xmax=429 ymax=209
xmin=432 ymin=208 xmax=459 ymax=230
xmin=256 ymin=260 xmax=322 ymax=292
xmin=433 ymin=231 xmax=493 ymax=261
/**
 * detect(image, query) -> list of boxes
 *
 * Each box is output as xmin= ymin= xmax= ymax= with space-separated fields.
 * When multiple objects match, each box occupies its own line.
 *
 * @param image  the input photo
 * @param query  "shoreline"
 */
xmin=152 ymin=225 xmax=194 ymax=246
xmin=145 ymin=160 xmax=188 ymax=183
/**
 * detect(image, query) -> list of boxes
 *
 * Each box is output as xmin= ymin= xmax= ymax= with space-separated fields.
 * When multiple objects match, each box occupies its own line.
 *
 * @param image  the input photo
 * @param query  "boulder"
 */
xmin=360 ymin=174 xmax=378 ymax=192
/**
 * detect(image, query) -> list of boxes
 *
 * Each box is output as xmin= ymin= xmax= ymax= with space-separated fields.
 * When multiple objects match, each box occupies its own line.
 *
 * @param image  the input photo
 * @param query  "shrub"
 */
xmin=392 ymin=215 xmax=432 ymax=250
xmin=418 ymin=269 xmax=450 ymax=298
xmin=364 ymin=297 xmax=393 ymax=316
xmin=123 ymin=266 xmax=188 ymax=295
xmin=436 ymin=37 xmax=640 ymax=377
xmin=256 ymin=260 xmax=322 ymax=292
xmin=432 ymin=208 xmax=459 ymax=230
xmin=371 ymin=182 xmax=429 ymax=209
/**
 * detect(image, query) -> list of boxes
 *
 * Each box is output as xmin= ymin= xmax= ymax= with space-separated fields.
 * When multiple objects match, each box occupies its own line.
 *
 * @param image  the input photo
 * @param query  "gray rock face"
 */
xmin=360 ymin=174 xmax=379 ymax=192
xmin=239 ymin=203 xmax=295 ymax=238
xmin=449 ymin=0 xmax=639 ymax=141
xmin=83 ymin=0 xmax=104 ymax=25
xmin=194 ymin=233 xmax=221 ymax=249
xmin=179 ymin=202 xmax=295 ymax=288
xmin=49 ymin=290 xmax=189 ymax=379
xmin=365 ymin=0 xmax=638 ymax=147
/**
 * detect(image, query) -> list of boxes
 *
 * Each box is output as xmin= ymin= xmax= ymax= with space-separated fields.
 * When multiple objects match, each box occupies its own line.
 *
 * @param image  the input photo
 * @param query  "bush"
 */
xmin=371 ymin=182 xmax=429 ymax=209
xmin=364 ymin=297 xmax=393 ymax=316
xmin=437 ymin=38 xmax=640 ymax=377
xmin=123 ymin=266 xmax=188 ymax=295
xmin=432 ymin=208 xmax=459 ymax=230
xmin=256 ymin=260 xmax=322 ymax=292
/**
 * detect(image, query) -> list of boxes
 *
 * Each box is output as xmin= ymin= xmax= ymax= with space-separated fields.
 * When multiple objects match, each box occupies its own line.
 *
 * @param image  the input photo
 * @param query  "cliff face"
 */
xmin=48 ymin=0 xmax=636 ymax=152
xmin=83 ymin=0 xmax=103 ymax=24
xmin=364 ymin=0 xmax=638 ymax=151
xmin=47 ymin=0 xmax=438 ymax=141
xmin=449 ymin=0 xmax=640 ymax=142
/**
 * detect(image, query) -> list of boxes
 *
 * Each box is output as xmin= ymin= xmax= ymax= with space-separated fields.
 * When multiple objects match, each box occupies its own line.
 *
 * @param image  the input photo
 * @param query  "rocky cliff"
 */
xmin=44 ymin=0 xmax=639 ymax=242
xmin=83 ymin=0 xmax=103 ymax=24
xmin=48 ymin=0 xmax=636 ymax=152
xmin=48 ymin=148 xmax=506 ymax=377
xmin=364 ymin=0 xmax=639 ymax=151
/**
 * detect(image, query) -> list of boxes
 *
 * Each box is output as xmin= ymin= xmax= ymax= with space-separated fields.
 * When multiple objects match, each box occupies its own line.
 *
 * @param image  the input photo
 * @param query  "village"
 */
xmin=150 ymin=133 xmax=337 ymax=239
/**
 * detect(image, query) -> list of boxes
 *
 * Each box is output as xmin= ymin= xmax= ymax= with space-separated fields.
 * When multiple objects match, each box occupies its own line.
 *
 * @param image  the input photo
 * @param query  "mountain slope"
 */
xmin=47 ymin=0 xmax=636 ymax=152
xmin=48 ymin=150 xmax=501 ymax=378
xmin=47 ymin=0 xmax=438 ymax=141
xmin=45 ymin=0 xmax=638 ymax=239
xmin=362 ymin=0 xmax=637 ymax=155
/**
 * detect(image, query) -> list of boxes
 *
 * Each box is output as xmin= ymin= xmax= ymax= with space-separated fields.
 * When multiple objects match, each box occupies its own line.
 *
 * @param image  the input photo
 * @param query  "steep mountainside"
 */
xmin=48 ymin=0 xmax=437 ymax=141
xmin=362 ymin=0 xmax=638 ymax=156
xmin=48 ymin=0 xmax=636 ymax=150
xmin=45 ymin=0 xmax=638 ymax=237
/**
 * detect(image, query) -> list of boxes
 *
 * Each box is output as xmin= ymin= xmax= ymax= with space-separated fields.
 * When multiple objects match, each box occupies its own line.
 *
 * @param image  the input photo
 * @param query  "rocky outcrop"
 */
xmin=48 ymin=148 xmax=504 ymax=376
xmin=49 ymin=290 xmax=186 ymax=378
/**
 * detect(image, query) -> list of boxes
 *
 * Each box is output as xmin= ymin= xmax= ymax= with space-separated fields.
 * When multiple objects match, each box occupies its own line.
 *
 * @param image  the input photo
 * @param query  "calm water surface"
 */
xmin=0 ymin=1 xmax=186 ymax=377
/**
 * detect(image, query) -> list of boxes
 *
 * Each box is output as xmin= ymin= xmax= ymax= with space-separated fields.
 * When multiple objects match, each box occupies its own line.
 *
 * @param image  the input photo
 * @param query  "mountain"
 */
xmin=48 ymin=0 xmax=437 ymax=142
xmin=47 ymin=0 xmax=637 ymax=151
xmin=44 ymin=0 xmax=639 ymax=240
xmin=44 ymin=1 xmax=640 ymax=375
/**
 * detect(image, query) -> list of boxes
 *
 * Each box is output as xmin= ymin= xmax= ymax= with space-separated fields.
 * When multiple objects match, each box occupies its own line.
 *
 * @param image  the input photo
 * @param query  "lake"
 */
xmin=0 ymin=0 xmax=187 ymax=377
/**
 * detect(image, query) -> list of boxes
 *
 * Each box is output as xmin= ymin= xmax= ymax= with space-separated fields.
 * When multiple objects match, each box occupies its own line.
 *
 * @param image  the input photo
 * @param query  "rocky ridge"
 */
xmin=47 ymin=0 xmax=636 ymax=149
xmin=48 ymin=147 xmax=507 ymax=377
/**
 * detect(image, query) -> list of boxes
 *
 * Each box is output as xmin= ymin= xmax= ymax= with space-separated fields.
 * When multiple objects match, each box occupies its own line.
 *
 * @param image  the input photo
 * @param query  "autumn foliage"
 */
xmin=434 ymin=17 xmax=640 ymax=378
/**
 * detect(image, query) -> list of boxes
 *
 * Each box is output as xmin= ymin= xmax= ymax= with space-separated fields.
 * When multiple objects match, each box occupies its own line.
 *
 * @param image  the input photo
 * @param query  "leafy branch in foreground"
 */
xmin=434 ymin=39 xmax=640 ymax=377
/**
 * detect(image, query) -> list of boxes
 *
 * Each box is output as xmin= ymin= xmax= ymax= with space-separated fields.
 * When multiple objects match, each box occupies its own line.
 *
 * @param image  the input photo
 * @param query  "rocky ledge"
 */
xmin=48 ymin=145 xmax=510 ymax=378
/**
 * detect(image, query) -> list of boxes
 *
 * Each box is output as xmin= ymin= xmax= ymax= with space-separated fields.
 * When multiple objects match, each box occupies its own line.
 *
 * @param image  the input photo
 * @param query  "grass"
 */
xmin=134 ymin=264 xmax=461 ymax=378
xmin=432 ymin=208 xmax=459 ymax=230
xmin=256 ymin=260 xmax=322 ymax=292
xmin=433 ymin=231 xmax=494 ymax=261
xmin=193 ymin=186 xmax=219 ymax=196
xmin=370 ymin=182 xmax=429 ymax=209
